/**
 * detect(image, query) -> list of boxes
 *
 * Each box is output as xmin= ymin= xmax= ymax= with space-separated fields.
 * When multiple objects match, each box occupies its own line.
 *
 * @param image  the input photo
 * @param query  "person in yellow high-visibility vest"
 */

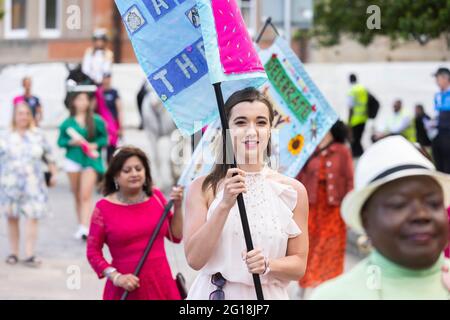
xmin=348 ymin=74 xmax=369 ymax=157
xmin=372 ymin=99 xmax=416 ymax=143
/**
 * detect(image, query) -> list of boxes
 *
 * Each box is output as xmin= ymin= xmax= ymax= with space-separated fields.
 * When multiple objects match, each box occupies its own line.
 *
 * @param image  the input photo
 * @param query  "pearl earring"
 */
xmin=114 ymin=180 xmax=119 ymax=190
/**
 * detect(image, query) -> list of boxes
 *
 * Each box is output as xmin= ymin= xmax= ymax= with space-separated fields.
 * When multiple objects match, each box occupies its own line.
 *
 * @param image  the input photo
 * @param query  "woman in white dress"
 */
xmin=184 ymin=88 xmax=309 ymax=300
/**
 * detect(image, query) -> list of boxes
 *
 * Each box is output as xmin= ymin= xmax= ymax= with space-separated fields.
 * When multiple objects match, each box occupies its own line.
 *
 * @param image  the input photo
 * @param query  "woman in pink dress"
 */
xmin=86 ymin=146 xmax=184 ymax=300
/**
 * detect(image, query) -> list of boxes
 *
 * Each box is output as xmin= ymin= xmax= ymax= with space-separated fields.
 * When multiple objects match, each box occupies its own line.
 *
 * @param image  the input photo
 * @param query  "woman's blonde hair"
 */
xmin=11 ymin=102 xmax=35 ymax=131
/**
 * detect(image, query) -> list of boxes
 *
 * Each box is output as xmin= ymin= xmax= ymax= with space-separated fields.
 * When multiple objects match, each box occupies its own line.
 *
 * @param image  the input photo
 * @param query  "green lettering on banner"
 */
xmin=265 ymin=56 xmax=312 ymax=123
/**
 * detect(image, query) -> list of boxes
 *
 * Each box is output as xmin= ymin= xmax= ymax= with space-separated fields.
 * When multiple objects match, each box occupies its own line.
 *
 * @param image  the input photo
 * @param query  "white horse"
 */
xmin=141 ymin=86 xmax=189 ymax=193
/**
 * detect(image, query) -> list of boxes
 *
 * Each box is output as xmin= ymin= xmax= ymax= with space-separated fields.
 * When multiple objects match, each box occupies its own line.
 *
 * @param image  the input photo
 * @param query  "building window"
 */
xmin=40 ymin=0 xmax=61 ymax=38
xmin=4 ymin=0 xmax=29 ymax=39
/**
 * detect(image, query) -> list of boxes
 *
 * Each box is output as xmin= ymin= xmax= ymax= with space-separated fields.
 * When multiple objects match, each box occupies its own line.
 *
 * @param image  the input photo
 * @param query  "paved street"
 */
xmin=0 ymin=128 xmax=360 ymax=300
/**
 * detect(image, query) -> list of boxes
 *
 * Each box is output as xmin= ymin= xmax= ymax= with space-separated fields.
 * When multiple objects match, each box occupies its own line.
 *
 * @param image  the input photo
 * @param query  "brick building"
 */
xmin=0 ymin=0 xmax=135 ymax=64
xmin=0 ymin=0 xmax=262 ymax=65
xmin=0 ymin=0 xmax=448 ymax=65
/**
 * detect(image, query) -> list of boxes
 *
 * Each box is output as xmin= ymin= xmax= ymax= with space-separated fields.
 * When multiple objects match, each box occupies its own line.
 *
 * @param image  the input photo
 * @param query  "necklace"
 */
xmin=117 ymin=190 xmax=146 ymax=205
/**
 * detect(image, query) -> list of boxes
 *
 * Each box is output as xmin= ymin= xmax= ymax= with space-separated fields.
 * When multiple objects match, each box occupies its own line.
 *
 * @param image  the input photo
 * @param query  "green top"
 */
xmin=311 ymin=250 xmax=450 ymax=300
xmin=57 ymin=115 xmax=108 ymax=174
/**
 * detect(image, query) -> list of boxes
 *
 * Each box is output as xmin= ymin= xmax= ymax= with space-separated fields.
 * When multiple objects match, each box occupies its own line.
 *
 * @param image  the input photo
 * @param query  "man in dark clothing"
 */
xmin=414 ymin=104 xmax=432 ymax=147
xmin=136 ymin=81 xmax=150 ymax=130
xmin=431 ymin=67 xmax=450 ymax=173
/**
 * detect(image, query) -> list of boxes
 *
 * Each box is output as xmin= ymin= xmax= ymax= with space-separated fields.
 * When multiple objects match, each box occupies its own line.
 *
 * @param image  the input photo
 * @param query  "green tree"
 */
xmin=313 ymin=0 xmax=450 ymax=48
xmin=0 ymin=0 xmax=4 ymax=20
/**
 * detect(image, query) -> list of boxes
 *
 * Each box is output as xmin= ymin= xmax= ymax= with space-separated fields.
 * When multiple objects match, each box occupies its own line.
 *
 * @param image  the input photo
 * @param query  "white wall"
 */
xmin=0 ymin=63 xmax=146 ymax=129
xmin=304 ymin=62 xmax=449 ymax=126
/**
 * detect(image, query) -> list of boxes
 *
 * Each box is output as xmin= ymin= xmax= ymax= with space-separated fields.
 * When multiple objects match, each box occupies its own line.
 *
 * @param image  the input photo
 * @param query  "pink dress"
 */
xmin=86 ymin=188 xmax=181 ymax=300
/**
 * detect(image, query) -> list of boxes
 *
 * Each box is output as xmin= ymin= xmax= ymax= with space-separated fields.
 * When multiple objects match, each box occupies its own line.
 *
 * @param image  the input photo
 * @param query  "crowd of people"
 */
xmin=347 ymin=68 xmax=450 ymax=173
xmin=1 ymin=30 xmax=449 ymax=300
xmin=1 ymin=30 xmax=123 ymax=253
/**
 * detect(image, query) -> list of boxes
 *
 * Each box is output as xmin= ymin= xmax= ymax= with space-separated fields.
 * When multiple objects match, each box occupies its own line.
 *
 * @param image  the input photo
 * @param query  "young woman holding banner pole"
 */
xmin=184 ymin=88 xmax=309 ymax=300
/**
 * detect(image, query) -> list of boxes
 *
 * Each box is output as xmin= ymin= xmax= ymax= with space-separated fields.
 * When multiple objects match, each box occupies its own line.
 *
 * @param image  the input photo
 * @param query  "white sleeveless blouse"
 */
xmin=187 ymin=167 xmax=302 ymax=300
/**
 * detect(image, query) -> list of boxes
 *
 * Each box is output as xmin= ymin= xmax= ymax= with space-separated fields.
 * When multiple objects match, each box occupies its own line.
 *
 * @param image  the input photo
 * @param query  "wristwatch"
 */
xmin=104 ymin=267 xmax=117 ymax=279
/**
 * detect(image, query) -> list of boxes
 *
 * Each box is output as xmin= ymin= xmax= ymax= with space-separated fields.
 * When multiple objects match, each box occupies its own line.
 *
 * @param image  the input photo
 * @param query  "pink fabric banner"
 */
xmin=211 ymin=0 xmax=264 ymax=75
xmin=95 ymin=87 xmax=119 ymax=147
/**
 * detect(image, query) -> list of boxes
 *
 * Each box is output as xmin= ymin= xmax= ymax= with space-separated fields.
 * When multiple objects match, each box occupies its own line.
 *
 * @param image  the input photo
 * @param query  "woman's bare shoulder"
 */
xmin=188 ymin=175 xmax=215 ymax=208
xmin=189 ymin=175 xmax=207 ymax=193
xmin=266 ymin=169 xmax=307 ymax=195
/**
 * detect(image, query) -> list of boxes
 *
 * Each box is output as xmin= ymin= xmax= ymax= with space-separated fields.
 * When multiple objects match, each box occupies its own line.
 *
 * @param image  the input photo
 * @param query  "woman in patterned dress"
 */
xmin=0 ymin=103 xmax=57 ymax=267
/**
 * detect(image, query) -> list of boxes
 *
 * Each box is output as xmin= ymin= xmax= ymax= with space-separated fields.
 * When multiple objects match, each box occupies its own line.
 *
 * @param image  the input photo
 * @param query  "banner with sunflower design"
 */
xmin=258 ymin=37 xmax=339 ymax=177
xmin=179 ymin=36 xmax=339 ymax=186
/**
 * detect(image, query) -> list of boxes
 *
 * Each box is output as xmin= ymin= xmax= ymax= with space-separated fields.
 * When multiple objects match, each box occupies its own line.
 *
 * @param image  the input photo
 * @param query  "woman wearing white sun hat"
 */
xmin=311 ymin=136 xmax=450 ymax=300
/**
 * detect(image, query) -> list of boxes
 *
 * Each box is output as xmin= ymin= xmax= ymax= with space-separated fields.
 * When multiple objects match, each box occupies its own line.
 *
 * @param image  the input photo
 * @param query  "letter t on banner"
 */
xmin=115 ymin=0 xmax=266 ymax=136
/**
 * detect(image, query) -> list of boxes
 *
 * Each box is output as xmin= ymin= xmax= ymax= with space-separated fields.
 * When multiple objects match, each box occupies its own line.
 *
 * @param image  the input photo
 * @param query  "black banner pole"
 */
xmin=120 ymin=200 xmax=174 ymax=300
xmin=255 ymin=17 xmax=280 ymax=45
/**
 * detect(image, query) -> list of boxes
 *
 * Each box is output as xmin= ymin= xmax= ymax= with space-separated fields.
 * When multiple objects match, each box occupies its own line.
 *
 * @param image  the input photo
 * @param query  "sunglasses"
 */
xmin=209 ymin=273 xmax=226 ymax=300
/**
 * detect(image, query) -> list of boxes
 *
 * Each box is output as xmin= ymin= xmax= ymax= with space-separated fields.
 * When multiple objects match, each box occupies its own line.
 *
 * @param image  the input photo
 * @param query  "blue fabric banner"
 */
xmin=178 ymin=37 xmax=339 ymax=186
xmin=115 ymin=0 xmax=266 ymax=135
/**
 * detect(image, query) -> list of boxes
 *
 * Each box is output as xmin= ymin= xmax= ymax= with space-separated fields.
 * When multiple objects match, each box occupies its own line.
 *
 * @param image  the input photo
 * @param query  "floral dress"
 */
xmin=0 ymin=128 xmax=55 ymax=219
xmin=299 ymin=156 xmax=347 ymax=288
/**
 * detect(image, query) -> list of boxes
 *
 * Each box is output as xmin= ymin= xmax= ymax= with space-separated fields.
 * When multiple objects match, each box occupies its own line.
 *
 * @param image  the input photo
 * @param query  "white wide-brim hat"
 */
xmin=342 ymin=136 xmax=450 ymax=235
